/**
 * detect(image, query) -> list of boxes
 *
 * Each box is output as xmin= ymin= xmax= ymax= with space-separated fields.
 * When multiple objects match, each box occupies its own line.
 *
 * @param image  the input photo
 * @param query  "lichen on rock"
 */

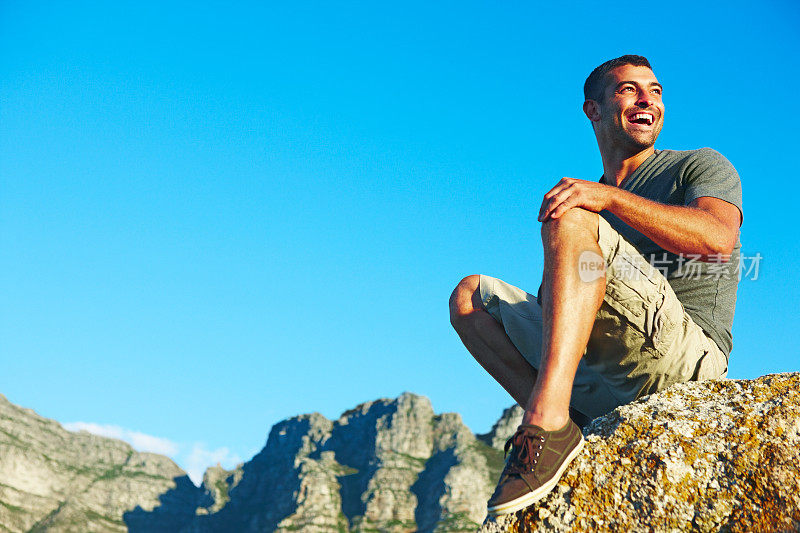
xmin=480 ymin=373 xmax=800 ymax=533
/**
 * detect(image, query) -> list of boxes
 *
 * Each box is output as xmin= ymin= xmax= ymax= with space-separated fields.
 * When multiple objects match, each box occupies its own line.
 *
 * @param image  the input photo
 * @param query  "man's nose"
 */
xmin=635 ymin=91 xmax=654 ymax=108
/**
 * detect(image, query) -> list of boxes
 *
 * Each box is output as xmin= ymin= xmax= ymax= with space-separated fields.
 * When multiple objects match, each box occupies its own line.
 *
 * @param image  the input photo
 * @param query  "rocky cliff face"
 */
xmin=182 ymin=393 xmax=503 ymax=532
xmin=0 ymin=392 xmax=507 ymax=532
xmin=4 ymin=373 xmax=799 ymax=532
xmin=481 ymin=372 xmax=800 ymax=533
xmin=0 ymin=393 xmax=199 ymax=532
xmin=477 ymin=405 xmax=523 ymax=451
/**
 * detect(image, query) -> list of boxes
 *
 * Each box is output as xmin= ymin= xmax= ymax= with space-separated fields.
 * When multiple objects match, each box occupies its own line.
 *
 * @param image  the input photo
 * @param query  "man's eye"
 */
xmin=620 ymin=86 xmax=634 ymax=93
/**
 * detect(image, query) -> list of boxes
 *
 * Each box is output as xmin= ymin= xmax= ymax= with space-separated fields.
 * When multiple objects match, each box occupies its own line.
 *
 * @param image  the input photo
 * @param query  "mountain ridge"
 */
xmin=0 ymin=390 xmax=513 ymax=532
xmin=4 ymin=373 xmax=799 ymax=532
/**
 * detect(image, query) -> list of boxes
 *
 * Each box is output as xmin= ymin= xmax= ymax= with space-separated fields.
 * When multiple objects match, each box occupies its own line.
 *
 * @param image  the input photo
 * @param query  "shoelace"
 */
xmin=503 ymin=428 xmax=545 ymax=474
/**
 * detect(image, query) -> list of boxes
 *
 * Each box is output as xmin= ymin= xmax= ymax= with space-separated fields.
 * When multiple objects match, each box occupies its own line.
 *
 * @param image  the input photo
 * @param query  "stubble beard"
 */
xmin=615 ymin=120 xmax=662 ymax=152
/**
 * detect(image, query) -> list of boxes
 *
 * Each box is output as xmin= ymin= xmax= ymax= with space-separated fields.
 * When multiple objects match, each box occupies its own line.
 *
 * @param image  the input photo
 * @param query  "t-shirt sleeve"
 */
xmin=683 ymin=148 xmax=743 ymax=221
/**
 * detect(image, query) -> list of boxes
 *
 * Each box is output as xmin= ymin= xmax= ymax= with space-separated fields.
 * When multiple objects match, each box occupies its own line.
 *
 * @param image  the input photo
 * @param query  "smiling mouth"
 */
xmin=628 ymin=112 xmax=655 ymax=126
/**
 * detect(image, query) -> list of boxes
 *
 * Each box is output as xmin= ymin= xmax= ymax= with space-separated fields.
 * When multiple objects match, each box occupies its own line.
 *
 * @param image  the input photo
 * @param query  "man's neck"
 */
xmin=601 ymin=146 xmax=655 ymax=187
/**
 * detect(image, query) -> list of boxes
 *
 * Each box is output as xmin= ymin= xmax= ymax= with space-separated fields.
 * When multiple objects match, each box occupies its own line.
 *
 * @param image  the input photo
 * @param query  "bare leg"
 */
xmin=449 ymin=275 xmax=538 ymax=407
xmin=523 ymin=208 xmax=605 ymax=430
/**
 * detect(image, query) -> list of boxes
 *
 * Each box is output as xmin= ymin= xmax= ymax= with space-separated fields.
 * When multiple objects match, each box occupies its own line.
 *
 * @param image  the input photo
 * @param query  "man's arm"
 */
xmin=537 ymin=178 xmax=741 ymax=261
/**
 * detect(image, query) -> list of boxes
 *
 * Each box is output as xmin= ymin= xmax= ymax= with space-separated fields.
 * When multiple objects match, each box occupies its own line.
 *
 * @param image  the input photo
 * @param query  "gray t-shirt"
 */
xmin=599 ymin=148 xmax=743 ymax=357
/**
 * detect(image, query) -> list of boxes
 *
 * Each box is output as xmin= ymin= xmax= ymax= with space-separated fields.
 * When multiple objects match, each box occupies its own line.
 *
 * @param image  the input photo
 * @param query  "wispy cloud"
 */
xmin=63 ymin=422 xmax=179 ymax=456
xmin=62 ymin=422 xmax=243 ymax=485
xmin=184 ymin=444 xmax=242 ymax=485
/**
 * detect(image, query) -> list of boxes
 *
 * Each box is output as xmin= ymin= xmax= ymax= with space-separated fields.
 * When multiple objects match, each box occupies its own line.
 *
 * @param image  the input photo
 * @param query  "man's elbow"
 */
xmin=704 ymin=232 xmax=737 ymax=262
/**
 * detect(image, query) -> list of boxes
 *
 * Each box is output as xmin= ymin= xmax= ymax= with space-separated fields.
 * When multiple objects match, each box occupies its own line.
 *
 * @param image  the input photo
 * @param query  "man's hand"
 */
xmin=536 ymin=176 xmax=740 ymax=261
xmin=538 ymin=178 xmax=615 ymax=222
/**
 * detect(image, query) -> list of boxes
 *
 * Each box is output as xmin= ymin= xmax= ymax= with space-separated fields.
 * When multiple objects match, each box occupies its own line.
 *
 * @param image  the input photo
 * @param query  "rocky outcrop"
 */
xmin=185 ymin=393 xmax=501 ymax=532
xmin=0 ymin=393 xmax=200 ymax=532
xmin=0 ymin=392 xmax=504 ymax=532
xmin=481 ymin=373 xmax=800 ymax=533
xmin=5 ymin=373 xmax=799 ymax=532
xmin=477 ymin=405 xmax=523 ymax=451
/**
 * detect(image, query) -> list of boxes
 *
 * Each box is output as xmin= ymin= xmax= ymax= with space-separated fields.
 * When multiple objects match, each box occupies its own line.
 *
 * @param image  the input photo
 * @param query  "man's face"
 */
xmin=592 ymin=64 xmax=664 ymax=151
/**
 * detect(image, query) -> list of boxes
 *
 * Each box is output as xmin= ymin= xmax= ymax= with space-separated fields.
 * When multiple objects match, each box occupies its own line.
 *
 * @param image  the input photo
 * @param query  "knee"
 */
xmin=449 ymin=274 xmax=482 ymax=328
xmin=541 ymin=207 xmax=599 ymax=241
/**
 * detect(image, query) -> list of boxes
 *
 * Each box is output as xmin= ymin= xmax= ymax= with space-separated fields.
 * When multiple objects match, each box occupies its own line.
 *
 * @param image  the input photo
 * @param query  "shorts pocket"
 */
xmin=602 ymin=278 xmax=676 ymax=358
xmin=604 ymin=282 xmax=647 ymax=325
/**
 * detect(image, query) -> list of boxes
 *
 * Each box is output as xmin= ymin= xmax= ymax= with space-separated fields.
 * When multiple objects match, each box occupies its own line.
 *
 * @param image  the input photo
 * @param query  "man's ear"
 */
xmin=583 ymin=100 xmax=601 ymax=122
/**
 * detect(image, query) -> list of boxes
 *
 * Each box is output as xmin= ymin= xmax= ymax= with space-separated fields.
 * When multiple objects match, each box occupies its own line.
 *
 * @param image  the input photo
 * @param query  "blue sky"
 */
xmin=2 ymin=1 xmax=798 ymax=482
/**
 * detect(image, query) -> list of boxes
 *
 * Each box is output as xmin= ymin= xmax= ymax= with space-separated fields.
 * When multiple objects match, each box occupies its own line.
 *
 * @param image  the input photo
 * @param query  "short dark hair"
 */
xmin=583 ymin=55 xmax=652 ymax=101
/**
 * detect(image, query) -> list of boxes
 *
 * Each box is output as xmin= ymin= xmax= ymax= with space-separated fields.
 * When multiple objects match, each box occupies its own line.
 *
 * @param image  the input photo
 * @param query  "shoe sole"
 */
xmin=486 ymin=436 xmax=585 ymax=516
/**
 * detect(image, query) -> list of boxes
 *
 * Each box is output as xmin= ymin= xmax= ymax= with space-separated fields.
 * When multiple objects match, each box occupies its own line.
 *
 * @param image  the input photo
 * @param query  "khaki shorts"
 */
xmin=480 ymin=216 xmax=728 ymax=420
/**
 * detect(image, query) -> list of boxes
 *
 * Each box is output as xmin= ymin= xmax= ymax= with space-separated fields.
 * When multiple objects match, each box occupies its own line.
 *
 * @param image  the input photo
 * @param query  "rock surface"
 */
xmin=0 ymin=393 xmax=200 ymax=532
xmin=480 ymin=373 xmax=800 ymax=533
xmin=185 ymin=393 xmax=501 ymax=532
xmin=4 ymin=373 xmax=799 ymax=532
xmin=477 ymin=405 xmax=523 ymax=451
xmin=0 ymin=392 xmax=503 ymax=532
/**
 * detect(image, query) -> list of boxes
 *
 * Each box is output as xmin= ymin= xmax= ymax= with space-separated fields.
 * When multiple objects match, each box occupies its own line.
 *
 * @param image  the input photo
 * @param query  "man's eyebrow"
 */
xmin=614 ymin=80 xmax=663 ymax=90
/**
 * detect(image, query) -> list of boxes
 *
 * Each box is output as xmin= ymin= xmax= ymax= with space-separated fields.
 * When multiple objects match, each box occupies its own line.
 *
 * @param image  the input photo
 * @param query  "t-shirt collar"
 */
xmin=599 ymin=149 xmax=661 ymax=186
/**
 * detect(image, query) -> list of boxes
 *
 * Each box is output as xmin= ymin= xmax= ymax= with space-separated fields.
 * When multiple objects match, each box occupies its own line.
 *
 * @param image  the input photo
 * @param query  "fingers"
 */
xmin=539 ymin=193 xmax=576 ymax=221
xmin=539 ymin=179 xmax=577 ymax=221
xmin=542 ymin=178 xmax=575 ymax=203
xmin=549 ymin=195 xmax=578 ymax=219
xmin=539 ymin=178 xmax=610 ymax=221
xmin=542 ymin=177 xmax=573 ymax=200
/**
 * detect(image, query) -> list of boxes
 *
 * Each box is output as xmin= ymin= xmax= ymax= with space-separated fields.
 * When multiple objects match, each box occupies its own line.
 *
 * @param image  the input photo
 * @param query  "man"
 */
xmin=449 ymin=55 xmax=742 ymax=516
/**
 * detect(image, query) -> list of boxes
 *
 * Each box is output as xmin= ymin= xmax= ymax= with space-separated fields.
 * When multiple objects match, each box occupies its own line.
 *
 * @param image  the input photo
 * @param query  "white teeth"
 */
xmin=631 ymin=113 xmax=653 ymax=125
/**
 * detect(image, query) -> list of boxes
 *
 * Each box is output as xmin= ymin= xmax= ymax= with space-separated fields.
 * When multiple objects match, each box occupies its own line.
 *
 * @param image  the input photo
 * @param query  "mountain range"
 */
xmin=4 ymin=372 xmax=800 ymax=532
xmin=0 ymin=391 xmax=519 ymax=532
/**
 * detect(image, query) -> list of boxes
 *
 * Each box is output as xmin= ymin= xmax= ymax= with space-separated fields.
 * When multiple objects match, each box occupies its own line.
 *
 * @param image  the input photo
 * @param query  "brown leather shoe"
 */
xmin=487 ymin=420 xmax=584 ymax=516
